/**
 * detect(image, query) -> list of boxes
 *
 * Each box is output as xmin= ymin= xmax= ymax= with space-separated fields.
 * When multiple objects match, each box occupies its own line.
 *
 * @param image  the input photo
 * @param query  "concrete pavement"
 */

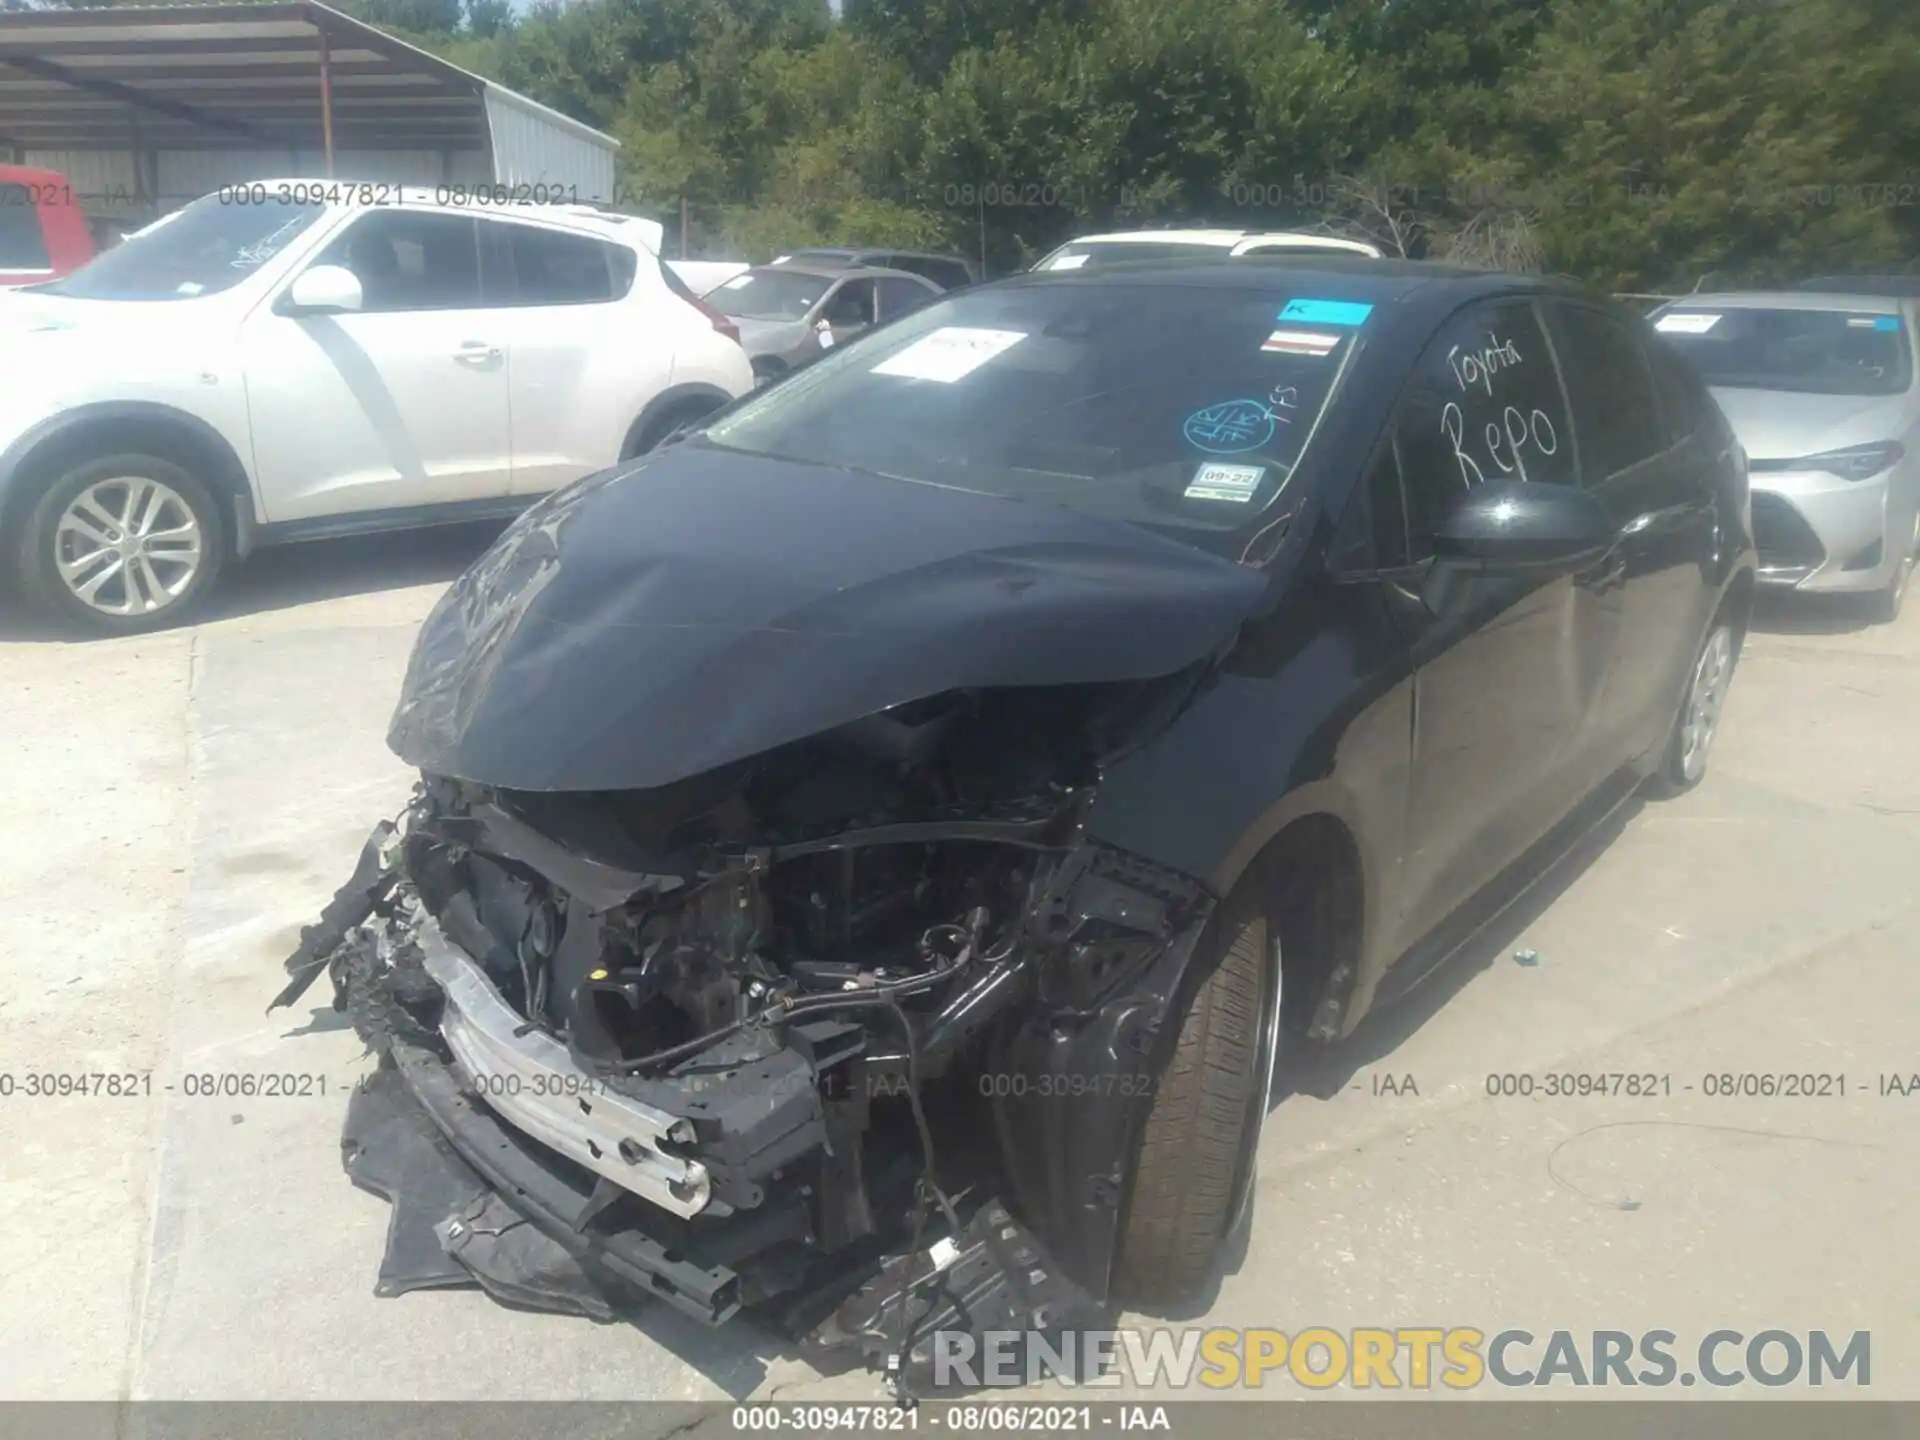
xmin=2 ymin=532 xmax=1917 ymax=1405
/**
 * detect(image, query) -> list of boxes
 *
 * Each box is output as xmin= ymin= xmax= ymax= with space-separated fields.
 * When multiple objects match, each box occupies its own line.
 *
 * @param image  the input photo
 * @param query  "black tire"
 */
xmin=1114 ymin=884 xmax=1272 ymax=1306
xmin=1647 ymin=618 xmax=1738 ymax=797
xmin=624 ymin=398 xmax=723 ymax=460
xmin=15 ymin=453 xmax=227 ymax=637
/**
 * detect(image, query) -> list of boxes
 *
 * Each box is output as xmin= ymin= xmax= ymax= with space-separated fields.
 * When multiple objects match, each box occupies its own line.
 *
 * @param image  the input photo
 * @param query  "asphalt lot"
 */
xmin=3 ymin=527 xmax=1918 ymax=1407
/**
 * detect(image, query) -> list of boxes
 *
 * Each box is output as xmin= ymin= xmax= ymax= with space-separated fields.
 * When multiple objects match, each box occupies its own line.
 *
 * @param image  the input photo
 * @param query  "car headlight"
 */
xmin=1791 ymin=441 xmax=1905 ymax=481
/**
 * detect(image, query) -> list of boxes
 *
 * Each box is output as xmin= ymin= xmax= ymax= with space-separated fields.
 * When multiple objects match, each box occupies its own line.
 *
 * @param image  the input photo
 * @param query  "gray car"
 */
xmin=707 ymin=263 xmax=944 ymax=382
xmin=1653 ymin=291 xmax=1920 ymax=621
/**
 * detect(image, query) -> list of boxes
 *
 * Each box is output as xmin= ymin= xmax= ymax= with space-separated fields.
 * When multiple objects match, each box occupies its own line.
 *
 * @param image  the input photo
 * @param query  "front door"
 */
xmin=815 ymin=277 xmax=878 ymax=351
xmin=1386 ymin=298 xmax=1616 ymax=948
xmin=239 ymin=208 xmax=512 ymax=523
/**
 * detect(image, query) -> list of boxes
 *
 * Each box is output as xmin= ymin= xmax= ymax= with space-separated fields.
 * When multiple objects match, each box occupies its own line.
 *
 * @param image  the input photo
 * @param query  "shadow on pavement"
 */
xmin=0 ymin=520 xmax=508 ymax=642
xmin=1748 ymin=589 xmax=1885 ymax=637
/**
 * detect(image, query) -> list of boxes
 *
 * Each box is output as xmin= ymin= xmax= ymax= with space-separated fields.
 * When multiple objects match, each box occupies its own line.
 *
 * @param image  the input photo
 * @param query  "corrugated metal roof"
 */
xmin=0 ymin=2 xmax=617 ymax=156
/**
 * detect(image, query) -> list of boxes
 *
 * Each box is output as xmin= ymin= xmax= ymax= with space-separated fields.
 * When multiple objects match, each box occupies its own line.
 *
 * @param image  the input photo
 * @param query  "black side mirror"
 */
xmin=1433 ymin=480 xmax=1614 ymax=572
xmin=1421 ymin=480 xmax=1615 ymax=611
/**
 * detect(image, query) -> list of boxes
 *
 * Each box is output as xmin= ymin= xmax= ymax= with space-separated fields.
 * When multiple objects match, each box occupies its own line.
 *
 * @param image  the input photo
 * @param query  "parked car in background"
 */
xmin=769 ymin=246 xmax=980 ymax=290
xmin=281 ymin=258 xmax=1753 ymax=1379
xmin=1653 ymin=291 xmax=1919 ymax=621
xmin=707 ymin=261 xmax=944 ymax=382
xmin=1031 ymin=228 xmax=1383 ymax=270
xmin=0 ymin=184 xmax=753 ymax=635
xmin=0 ymin=164 xmax=93 ymax=288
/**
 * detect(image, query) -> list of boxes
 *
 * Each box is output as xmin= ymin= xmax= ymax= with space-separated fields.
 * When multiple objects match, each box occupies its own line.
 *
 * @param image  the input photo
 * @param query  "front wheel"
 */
xmin=1113 ymin=884 xmax=1278 ymax=1306
xmin=16 ymin=454 xmax=226 ymax=636
xmin=1649 ymin=620 xmax=1738 ymax=795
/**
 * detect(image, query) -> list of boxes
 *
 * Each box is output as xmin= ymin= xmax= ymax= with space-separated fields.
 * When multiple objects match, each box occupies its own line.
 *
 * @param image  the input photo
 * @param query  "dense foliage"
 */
xmin=35 ymin=0 xmax=1920 ymax=286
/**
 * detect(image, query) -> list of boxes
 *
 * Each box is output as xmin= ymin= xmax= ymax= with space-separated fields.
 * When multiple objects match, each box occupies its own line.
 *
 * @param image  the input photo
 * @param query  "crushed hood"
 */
xmin=389 ymin=444 xmax=1268 ymax=792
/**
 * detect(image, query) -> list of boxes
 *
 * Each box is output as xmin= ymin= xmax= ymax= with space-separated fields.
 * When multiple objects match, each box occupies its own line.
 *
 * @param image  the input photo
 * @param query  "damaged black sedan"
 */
xmin=276 ymin=257 xmax=1756 ymax=1385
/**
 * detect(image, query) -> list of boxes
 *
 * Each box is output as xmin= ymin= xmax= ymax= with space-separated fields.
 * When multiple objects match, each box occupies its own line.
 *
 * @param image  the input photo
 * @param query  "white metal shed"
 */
xmin=0 ymin=2 xmax=618 ymax=225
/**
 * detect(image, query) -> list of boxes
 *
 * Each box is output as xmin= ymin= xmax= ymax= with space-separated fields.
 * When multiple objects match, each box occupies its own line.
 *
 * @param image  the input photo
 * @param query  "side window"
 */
xmin=822 ymin=278 xmax=877 ymax=327
xmin=314 ymin=210 xmax=480 ymax=313
xmin=875 ymin=277 xmax=935 ymax=321
xmin=499 ymin=221 xmax=624 ymax=306
xmin=1544 ymin=301 xmax=1667 ymax=478
xmin=1645 ymin=337 xmax=1704 ymax=449
xmin=0 ymin=184 xmax=52 ymax=270
xmin=1330 ymin=436 xmax=1411 ymax=574
xmin=1394 ymin=300 xmax=1574 ymax=557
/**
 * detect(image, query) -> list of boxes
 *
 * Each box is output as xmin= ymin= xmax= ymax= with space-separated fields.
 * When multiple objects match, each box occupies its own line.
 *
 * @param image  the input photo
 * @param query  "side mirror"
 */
xmin=284 ymin=264 xmax=363 ymax=315
xmin=1432 ymin=480 xmax=1614 ymax=573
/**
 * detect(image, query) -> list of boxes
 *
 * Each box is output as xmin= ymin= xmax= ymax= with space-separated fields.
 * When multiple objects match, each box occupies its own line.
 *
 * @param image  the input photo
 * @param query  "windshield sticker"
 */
xmin=175 ymin=282 xmax=205 ymax=297
xmin=1847 ymin=315 xmax=1901 ymax=331
xmin=1048 ymin=253 xmax=1090 ymax=270
xmin=1261 ymin=328 xmax=1342 ymax=357
xmin=1654 ymin=312 xmax=1721 ymax=334
xmin=870 ymin=326 xmax=1027 ymax=383
xmin=1184 ymin=399 xmax=1277 ymax=453
xmin=1279 ymin=298 xmax=1372 ymax=326
xmin=1185 ymin=461 xmax=1266 ymax=502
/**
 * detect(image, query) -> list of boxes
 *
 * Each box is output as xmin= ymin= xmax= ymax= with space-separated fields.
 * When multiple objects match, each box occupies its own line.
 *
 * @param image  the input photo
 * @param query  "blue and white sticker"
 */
xmin=1184 ymin=400 xmax=1276 ymax=454
xmin=1279 ymin=298 xmax=1373 ymax=327
xmin=1185 ymin=462 xmax=1266 ymax=503
xmin=1849 ymin=315 xmax=1902 ymax=332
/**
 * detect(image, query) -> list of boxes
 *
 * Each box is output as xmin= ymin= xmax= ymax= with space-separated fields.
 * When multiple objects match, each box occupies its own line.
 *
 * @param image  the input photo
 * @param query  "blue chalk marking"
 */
xmin=1184 ymin=399 xmax=1276 ymax=455
xmin=1279 ymin=298 xmax=1373 ymax=327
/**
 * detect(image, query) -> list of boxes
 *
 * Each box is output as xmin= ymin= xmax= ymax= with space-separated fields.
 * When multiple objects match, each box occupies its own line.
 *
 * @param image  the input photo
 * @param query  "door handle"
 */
xmin=454 ymin=342 xmax=501 ymax=365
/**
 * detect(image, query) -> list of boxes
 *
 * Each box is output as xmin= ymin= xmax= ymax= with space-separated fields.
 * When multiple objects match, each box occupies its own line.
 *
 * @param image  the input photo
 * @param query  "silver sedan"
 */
xmin=1653 ymin=291 xmax=1919 ymax=621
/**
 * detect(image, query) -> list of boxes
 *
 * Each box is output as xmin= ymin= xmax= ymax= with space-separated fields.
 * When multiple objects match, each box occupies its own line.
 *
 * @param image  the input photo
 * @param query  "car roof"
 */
xmin=1794 ymin=275 xmax=1920 ymax=297
xmin=1660 ymin=290 xmax=1904 ymax=314
xmin=745 ymin=261 xmax=936 ymax=284
xmin=781 ymin=246 xmax=971 ymax=264
xmin=1004 ymin=253 xmax=1573 ymax=317
xmin=229 ymin=179 xmax=655 ymax=241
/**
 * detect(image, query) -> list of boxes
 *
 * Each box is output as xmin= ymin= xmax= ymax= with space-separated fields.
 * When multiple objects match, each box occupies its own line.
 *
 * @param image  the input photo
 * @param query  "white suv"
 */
xmin=0 ymin=184 xmax=754 ymax=634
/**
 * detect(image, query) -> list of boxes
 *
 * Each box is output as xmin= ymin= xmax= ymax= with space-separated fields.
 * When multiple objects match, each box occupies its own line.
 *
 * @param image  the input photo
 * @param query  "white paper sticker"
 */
xmin=928 ymin=1236 xmax=961 ymax=1271
xmin=818 ymin=326 xmax=836 ymax=349
xmin=870 ymin=326 xmax=1028 ymax=383
xmin=1654 ymin=312 xmax=1721 ymax=334
xmin=1185 ymin=462 xmax=1266 ymax=502
xmin=1048 ymin=253 xmax=1090 ymax=270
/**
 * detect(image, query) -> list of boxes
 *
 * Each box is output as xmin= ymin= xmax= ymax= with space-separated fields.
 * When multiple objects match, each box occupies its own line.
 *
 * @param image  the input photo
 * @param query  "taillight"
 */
xmin=691 ymin=294 xmax=741 ymax=346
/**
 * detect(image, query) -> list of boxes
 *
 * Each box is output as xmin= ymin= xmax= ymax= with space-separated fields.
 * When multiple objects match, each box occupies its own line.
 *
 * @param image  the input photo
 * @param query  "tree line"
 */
xmin=33 ymin=0 xmax=1920 ymax=287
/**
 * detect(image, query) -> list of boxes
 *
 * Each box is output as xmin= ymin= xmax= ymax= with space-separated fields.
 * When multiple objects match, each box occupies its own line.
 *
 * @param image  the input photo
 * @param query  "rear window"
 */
xmin=1653 ymin=305 xmax=1913 ymax=396
xmin=701 ymin=279 xmax=1366 ymax=548
xmin=0 ymin=183 xmax=52 ymax=271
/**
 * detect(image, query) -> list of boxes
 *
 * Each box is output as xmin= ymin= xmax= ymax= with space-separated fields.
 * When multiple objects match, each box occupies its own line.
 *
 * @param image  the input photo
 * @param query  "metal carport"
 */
xmin=0 ymin=2 xmax=617 ymax=224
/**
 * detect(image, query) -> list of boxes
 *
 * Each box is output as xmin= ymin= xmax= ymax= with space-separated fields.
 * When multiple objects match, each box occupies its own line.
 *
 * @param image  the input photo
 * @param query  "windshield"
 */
xmin=1654 ymin=305 xmax=1913 ymax=396
xmin=709 ymin=268 xmax=832 ymax=320
xmin=1034 ymin=240 xmax=1232 ymax=271
xmin=701 ymin=279 xmax=1361 ymax=546
xmin=38 ymin=194 xmax=326 ymax=302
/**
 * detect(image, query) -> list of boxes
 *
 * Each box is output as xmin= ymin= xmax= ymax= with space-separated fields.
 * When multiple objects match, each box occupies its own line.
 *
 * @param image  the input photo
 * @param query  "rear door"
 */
xmin=1544 ymin=299 xmax=1718 ymax=765
xmin=240 ymin=207 xmax=513 ymax=521
xmin=1387 ymin=297 xmax=1613 ymax=945
xmin=479 ymin=216 xmax=663 ymax=494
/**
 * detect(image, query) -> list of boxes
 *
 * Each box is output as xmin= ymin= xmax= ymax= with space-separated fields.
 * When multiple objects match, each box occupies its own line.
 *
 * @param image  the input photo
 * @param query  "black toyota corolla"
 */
xmin=276 ymin=256 xmax=1756 ymax=1384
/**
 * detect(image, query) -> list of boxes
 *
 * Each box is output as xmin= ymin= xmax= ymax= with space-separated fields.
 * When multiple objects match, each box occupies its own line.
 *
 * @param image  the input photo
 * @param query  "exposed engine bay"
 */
xmin=276 ymin=679 xmax=1219 ymax=1388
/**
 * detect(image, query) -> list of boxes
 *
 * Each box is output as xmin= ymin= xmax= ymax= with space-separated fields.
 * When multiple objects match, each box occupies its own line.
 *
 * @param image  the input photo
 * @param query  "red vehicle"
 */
xmin=0 ymin=165 xmax=94 ymax=288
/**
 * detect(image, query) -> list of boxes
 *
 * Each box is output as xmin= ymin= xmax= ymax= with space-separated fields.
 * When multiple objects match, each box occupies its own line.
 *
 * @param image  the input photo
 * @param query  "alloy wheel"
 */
xmin=52 ymin=476 xmax=205 ymax=618
xmin=1678 ymin=626 xmax=1734 ymax=783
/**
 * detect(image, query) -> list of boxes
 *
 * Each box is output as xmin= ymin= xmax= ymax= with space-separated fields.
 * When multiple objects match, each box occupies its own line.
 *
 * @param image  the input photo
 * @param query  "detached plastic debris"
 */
xmin=1513 ymin=948 xmax=1541 ymax=967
